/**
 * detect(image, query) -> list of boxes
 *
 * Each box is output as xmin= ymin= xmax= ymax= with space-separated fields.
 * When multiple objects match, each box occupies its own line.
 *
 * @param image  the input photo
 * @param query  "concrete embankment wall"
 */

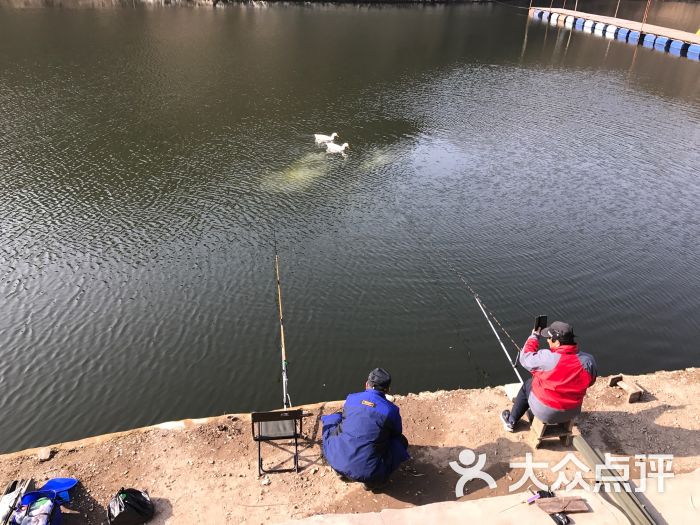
xmin=1 ymin=367 xmax=697 ymax=461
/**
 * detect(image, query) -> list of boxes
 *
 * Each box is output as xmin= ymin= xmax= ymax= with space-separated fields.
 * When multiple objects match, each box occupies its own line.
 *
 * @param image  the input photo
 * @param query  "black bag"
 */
xmin=107 ymin=488 xmax=155 ymax=525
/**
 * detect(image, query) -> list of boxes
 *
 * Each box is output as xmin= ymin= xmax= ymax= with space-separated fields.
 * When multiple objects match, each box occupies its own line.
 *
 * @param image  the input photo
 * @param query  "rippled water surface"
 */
xmin=0 ymin=3 xmax=699 ymax=453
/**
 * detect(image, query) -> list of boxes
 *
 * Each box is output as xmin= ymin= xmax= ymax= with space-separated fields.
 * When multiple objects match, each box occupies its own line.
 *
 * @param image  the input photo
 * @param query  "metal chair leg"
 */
xmin=258 ymin=440 xmax=263 ymax=477
xmin=294 ymin=435 xmax=299 ymax=473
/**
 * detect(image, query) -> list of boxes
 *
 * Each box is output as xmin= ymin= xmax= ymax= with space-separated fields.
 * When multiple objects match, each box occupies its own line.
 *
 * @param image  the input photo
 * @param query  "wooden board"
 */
xmin=535 ymin=496 xmax=589 ymax=514
xmin=617 ymin=380 xmax=644 ymax=403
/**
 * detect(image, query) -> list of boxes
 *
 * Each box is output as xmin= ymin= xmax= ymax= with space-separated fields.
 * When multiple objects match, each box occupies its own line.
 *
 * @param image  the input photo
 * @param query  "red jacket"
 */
xmin=520 ymin=335 xmax=597 ymax=421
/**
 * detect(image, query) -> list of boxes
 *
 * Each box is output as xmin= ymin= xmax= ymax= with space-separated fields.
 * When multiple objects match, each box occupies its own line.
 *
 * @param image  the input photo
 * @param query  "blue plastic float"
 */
xmin=532 ymin=9 xmax=696 ymax=61
xmin=605 ymin=25 xmax=618 ymax=39
xmin=654 ymin=36 xmax=671 ymax=52
xmin=669 ymin=40 xmax=689 ymax=57
xmin=687 ymin=44 xmax=700 ymax=60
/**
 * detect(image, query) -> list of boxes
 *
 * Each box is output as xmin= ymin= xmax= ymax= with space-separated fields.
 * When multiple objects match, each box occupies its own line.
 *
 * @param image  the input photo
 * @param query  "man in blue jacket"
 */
xmin=322 ymin=368 xmax=410 ymax=488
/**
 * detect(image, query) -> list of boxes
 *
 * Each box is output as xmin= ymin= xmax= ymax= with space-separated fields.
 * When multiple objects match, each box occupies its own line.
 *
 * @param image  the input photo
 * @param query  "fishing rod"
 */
xmin=473 ymin=294 xmax=524 ymax=385
xmin=406 ymin=213 xmax=525 ymax=385
xmin=441 ymin=257 xmax=525 ymax=385
xmin=274 ymin=248 xmax=292 ymax=409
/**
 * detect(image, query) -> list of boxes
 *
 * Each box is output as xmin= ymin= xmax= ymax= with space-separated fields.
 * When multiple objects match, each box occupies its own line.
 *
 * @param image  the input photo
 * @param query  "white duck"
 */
xmin=325 ymin=142 xmax=349 ymax=154
xmin=314 ymin=132 xmax=339 ymax=144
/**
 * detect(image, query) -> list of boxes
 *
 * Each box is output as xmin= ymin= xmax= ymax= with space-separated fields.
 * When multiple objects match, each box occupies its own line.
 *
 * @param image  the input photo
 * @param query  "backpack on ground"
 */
xmin=9 ymin=490 xmax=61 ymax=525
xmin=107 ymin=488 xmax=154 ymax=525
xmin=7 ymin=478 xmax=76 ymax=525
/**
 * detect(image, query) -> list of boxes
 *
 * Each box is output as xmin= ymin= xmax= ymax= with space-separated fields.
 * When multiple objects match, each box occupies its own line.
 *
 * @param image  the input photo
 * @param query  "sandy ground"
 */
xmin=1 ymin=368 xmax=699 ymax=524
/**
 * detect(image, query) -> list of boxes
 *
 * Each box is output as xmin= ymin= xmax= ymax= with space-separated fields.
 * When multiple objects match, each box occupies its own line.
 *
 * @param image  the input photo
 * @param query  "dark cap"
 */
xmin=541 ymin=321 xmax=575 ymax=343
xmin=367 ymin=368 xmax=392 ymax=390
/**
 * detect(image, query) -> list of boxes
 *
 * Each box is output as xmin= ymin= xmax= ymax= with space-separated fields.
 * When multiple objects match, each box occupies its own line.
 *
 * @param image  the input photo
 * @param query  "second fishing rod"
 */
xmin=439 ymin=257 xmax=531 ymax=386
xmin=274 ymin=243 xmax=292 ymax=409
xmin=407 ymin=217 xmax=530 ymax=386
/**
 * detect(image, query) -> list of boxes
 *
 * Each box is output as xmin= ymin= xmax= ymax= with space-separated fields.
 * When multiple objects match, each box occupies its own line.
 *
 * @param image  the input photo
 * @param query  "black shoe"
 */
xmin=501 ymin=410 xmax=514 ymax=433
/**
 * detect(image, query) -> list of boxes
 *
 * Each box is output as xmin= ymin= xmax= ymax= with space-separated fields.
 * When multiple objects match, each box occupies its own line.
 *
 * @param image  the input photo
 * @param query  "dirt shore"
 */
xmin=1 ymin=368 xmax=699 ymax=524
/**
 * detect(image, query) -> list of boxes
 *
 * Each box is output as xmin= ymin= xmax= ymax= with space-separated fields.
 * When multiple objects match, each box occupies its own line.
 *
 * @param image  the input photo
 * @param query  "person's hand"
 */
xmin=532 ymin=329 xmax=541 ymax=337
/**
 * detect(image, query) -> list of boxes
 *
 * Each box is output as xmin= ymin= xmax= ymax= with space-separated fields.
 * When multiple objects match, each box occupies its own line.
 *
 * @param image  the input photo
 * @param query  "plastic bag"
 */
xmin=107 ymin=488 xmax=154 ymax=525
xmin=10 ymin=496 xmax=56 ymax=525
xmin=10 ymin=488 xmax=65 ymax=525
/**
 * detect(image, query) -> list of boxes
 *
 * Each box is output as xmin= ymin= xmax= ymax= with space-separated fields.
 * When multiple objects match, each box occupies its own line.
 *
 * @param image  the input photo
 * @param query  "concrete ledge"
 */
xmin=278 ymin=488 xmax=629 ymax=524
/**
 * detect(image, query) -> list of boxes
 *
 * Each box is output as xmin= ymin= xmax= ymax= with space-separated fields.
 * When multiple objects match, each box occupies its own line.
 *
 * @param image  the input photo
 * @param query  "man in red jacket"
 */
xmin=501 ymin=321 xmax=597 ymax=432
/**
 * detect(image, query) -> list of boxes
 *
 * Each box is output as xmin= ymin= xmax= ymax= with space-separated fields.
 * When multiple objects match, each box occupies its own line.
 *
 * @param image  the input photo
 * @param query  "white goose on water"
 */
xmin=325 ymin=142 xmax=349 ymax=154
xmin=314 ymin=132 xmax=339 ymax=144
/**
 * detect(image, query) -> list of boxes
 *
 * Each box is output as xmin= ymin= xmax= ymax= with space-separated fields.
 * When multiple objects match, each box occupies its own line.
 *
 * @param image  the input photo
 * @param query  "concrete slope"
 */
xmin=281 ymin=468 xmax=700 ymax=524
xmin=278 ymin=488 xmax=629 ymax=525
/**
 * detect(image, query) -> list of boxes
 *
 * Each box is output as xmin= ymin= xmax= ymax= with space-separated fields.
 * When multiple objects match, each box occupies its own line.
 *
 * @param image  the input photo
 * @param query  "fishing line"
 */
xmin=439 ymin=256 xmax=525 ymax=384
xmin=441 ymin=257 xmax=523 ymax=358
xmin=422 ymin=253 xmax=493 ymax=385
xmin=490 ymin=0 xmax=533 ymax=11
xmin=406 ymin=214 xmax=524 ymax=385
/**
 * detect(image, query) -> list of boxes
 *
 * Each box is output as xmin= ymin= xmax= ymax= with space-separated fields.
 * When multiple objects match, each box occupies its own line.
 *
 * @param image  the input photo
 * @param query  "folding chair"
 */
xmin=251 ymin=409 xmax=303 ymax=476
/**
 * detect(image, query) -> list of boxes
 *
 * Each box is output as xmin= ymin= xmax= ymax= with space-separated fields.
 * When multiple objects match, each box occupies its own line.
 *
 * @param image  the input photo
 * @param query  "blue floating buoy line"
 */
xmin=530 ymin=8 xmax=699 ymax=61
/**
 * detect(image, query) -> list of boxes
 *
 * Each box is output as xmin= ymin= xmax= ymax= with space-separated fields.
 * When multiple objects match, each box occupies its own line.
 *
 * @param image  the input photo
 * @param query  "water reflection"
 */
xmin=262 ymin=151 xmax=331 ymax=193
xmin=359 ymin=147 xmax=397 ymax=172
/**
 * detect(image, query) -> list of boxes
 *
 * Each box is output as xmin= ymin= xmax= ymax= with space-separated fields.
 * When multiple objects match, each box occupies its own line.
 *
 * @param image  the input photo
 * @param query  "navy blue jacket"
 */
xmin=322 ymin=389 xmax=410 ymax=483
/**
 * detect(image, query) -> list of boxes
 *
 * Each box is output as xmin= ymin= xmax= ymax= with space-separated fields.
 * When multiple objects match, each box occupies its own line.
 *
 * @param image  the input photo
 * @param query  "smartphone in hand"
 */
xmin=533 ymin=315 xmax=548 ymax=332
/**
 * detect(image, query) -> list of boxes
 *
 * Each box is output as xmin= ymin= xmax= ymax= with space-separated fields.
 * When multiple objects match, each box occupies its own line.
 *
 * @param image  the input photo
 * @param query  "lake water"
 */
xmin=0 ymin=2 xmax=698 ymax=453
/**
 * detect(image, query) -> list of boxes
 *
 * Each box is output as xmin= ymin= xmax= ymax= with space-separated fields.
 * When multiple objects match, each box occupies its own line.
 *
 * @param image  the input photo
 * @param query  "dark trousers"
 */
xmin=370 ymin=433 xmax=409 ymax=485
xmin=510 ymin=378 xmax=533 ymax=424
xmin=398 ymin=433 xmax=409 ymax=449
xmin=329 ymin=433 xmax=409 ymax=485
